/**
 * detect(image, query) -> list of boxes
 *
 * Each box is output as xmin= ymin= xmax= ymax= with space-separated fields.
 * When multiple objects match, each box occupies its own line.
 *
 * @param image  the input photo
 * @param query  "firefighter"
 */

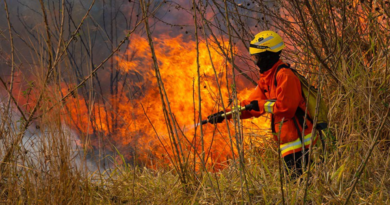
xmin=207 ymin=30 xmax=317 ymax=177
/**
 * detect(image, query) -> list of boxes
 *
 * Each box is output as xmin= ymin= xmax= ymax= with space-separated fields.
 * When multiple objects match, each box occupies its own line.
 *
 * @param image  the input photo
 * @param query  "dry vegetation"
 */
xmin=0 ymin=0 xmax=389 ymax=204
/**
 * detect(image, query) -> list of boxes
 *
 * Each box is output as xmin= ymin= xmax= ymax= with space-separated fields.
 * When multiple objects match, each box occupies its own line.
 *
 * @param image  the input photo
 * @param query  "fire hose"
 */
xmin=200 ymin=103 xmax=255 ymax=125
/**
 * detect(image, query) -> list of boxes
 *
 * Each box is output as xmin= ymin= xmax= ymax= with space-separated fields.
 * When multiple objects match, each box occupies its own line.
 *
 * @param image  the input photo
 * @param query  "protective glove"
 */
xmin=207 ymin=111 xmax=225 ymax=124
xmin=245 ymin=100 xmax=260 ymax=111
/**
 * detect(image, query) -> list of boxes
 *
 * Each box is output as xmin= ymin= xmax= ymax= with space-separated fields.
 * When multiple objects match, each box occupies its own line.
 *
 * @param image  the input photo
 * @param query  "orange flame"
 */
xmin=62 ymin=34 xmax=269 ymax=170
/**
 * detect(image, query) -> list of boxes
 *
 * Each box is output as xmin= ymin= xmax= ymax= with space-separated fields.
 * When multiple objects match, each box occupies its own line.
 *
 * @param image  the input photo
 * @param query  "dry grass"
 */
xmin=0 ymin=0 xmax=389 ymax=204
xmin=0 ymin=116 xmax=388 ymax=204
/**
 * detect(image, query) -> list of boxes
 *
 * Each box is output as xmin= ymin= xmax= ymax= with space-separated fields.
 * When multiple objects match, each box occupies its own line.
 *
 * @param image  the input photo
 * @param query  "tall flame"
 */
xmin=62 ymin=34 xmax=269 ymax=170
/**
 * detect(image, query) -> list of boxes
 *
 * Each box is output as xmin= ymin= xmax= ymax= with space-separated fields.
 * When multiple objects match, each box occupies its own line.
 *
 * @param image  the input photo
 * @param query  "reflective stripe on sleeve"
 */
xmin=264 ymin=101 xmax=275 ymax=114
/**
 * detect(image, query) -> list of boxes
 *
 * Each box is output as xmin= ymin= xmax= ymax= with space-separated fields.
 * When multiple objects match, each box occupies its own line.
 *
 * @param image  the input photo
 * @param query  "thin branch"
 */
xmin=277 ymin=117 xmax=286 ymax=205
xmin=343 ymin=105 xmax=390 ymax=204
xmin=303 ymin=64 xmax=323 ymax=203
xmin=35 ymin=19 xmax=145 ymax=118
xmin=3 ymin=0 xmax=16 ymax=116
xmin=139 ymin=0 xmax=188 ymax=185
xmin=193 ymin=0 xmax=205 ymax=166
xmin=223 ymin=0 xmax=251 ymax=203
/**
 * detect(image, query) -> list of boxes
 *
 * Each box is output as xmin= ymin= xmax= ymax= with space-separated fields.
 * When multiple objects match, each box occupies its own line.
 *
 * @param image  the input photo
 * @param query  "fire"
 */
xmin=61 ymin=34 xmax=269 ymax=170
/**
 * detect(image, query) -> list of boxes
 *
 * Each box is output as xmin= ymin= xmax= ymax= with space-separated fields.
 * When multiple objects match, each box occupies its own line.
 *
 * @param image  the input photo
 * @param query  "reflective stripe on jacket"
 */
xmin=237 ymin=60 xmax=317 ymax=157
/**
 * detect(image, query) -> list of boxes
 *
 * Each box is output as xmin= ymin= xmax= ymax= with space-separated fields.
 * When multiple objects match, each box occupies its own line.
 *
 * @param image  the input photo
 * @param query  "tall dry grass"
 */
xmin=0 ymin=0 xmax=389 ymax=204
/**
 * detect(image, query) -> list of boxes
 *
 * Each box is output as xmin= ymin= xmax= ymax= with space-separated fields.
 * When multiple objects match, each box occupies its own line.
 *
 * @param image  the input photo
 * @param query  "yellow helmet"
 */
xmin=249 ymin=31 xmax=285 ymax=55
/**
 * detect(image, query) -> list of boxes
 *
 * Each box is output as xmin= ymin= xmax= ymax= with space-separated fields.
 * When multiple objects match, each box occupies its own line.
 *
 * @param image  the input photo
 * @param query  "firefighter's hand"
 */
xmin=245 ymin=100 xmax=260 ymax=111
xmin=207 ymin=111 xmax=225 ymax=124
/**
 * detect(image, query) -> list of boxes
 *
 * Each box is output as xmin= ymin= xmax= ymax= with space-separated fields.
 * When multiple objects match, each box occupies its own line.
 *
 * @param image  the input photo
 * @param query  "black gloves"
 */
xmin=245 ymin=100 xmax=260 ymax=111
xmin=207 ymin=111 xmax=225 ymax=124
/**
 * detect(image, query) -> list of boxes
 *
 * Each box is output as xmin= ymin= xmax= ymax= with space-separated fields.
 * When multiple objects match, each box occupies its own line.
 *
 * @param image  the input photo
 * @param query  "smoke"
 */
xmin=0 ymin=101 xmax=102 ymax=173
xmin=0 ymin=0 xmax=267 ymax=169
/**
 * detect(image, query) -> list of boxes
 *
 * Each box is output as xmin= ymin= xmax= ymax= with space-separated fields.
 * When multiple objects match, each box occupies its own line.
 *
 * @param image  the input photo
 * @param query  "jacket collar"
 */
xmin=259 ymin=60 xmax=284 ymax=81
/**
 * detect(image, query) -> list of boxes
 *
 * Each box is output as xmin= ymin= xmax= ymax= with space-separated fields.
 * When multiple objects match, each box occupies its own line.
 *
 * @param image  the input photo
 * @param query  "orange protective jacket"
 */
xmin=233 ymin=60 xmax=317 ymax=157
